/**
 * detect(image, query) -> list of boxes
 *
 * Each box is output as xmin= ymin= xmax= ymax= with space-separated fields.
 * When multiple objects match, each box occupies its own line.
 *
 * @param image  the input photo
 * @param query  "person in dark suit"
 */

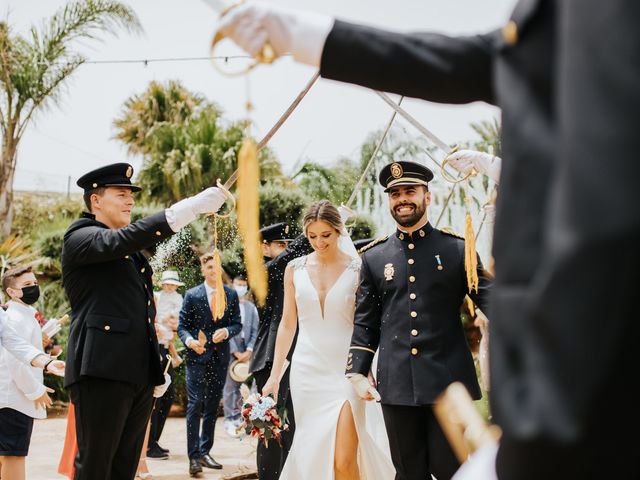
xmin=249 ymin=223 xmax=311 ymax=480
xmin=62 ymin=163 xmax=226 ymax=480
xmin=346 ymin=161 xmax=492 ymax=480
xmin=177 ymin=252 xmax=242 ymax=477
xmin=218 ymin=3 xmax=640 ymax=478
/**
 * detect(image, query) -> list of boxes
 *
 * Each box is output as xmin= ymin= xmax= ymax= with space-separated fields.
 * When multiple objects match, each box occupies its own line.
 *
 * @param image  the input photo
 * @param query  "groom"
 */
xmin=346 ymin=161 xmax=493 ymax=480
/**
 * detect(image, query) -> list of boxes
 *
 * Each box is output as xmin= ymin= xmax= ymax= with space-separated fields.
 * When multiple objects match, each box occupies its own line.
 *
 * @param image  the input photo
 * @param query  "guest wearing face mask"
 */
xmin=0 ymin=266 xmax=56 ymax=480
xmin=223 ymin=275 xmax=259 ymax=437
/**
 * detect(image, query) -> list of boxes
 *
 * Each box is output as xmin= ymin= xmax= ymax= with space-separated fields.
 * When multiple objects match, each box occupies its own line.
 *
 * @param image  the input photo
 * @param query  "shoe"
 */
xmin=158 ymin=445 xmax=170 ymax=454
xmin=147 ymin=446 xmax=169 ymax=459
xmin=189 ymin=458 xmax=203 ymax=476
xmin=199 ymin=454 xmax=223 ymax=469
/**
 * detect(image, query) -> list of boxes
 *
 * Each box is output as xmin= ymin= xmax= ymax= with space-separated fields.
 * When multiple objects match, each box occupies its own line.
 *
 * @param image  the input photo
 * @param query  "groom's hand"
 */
xmin=348 ymin=373 xmax=381 ymax=402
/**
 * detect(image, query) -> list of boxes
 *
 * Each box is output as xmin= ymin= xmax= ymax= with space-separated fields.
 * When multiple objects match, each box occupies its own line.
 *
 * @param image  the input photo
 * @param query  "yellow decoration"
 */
xmin=212 ymin=248 xmax=227 ymax=320
xmin=464 ymin=211 xmax=479 ymax=294
xmin=237 ymin=138 xmax=268 ymax=306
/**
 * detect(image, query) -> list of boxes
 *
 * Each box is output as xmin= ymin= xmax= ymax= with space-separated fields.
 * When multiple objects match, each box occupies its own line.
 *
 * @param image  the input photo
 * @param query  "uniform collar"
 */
xmin=81 ymin=211 xmax=96 ymax=220
xmin=395 ymin=222 xmax=433 ymax=242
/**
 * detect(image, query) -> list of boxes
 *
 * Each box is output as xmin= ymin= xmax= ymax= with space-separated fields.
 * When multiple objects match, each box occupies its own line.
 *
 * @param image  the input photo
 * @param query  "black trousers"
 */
xmin=381 ymin=404 xmax=459 ymax=480
xmin=148 ymin=346 xmax=174 ymax=451
xmin=69 ymin=377 xmax=154 ymax=480
xmin=253 ymin=366 xmax=295 ymax=480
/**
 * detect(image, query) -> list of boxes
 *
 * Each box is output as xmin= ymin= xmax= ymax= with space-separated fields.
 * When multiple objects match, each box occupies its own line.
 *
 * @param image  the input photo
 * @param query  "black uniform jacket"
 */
xmin=322 ymin=1 xmax=640 ymax=476
xmin=62 ymin=211 xmax=174 ymax=388
xmin=249 ymin=234 xmax=312 ymax=374
xmin=348 ymin=223 xmax=491 ymax=406
xmin=177 ymin=283 xmax=242 ymax=366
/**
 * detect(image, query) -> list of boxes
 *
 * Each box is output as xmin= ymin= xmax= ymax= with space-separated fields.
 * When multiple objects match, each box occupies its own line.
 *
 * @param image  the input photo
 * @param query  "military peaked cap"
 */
xmin=379 ymin=161 xmax=434 ymax=192
xmin=77 ymin=162 xmax=141 ymax=192
xmin=260 ymin=222 xmax=294 ymax=243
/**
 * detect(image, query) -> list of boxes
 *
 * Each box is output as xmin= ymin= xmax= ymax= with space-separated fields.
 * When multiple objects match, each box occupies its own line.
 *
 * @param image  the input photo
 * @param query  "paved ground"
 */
xmin=26 ymin=416 xmax=257 ymax=479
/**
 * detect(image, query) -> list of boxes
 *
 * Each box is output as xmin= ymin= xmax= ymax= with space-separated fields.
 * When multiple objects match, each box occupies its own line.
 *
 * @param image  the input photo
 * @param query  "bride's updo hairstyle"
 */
xmin=302 ymin=200 xmax=343 ymax=236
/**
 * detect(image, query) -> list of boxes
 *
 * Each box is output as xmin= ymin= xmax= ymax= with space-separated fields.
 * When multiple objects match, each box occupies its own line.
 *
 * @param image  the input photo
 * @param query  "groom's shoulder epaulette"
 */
xmin=440 ymin=227 xmax=465 ymax=241
xmin=358 ymin=235 xmax=389 ymax=254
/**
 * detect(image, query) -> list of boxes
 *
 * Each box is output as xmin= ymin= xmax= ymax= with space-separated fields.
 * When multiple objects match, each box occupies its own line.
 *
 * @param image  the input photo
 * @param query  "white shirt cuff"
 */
xmin=291 ymin=14 xmax=335 ymax=67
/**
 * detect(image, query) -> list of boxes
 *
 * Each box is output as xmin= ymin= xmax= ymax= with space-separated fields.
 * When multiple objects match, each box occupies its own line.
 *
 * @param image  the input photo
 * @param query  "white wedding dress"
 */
xmin=280 ymin=253 xmax=395 ymax=480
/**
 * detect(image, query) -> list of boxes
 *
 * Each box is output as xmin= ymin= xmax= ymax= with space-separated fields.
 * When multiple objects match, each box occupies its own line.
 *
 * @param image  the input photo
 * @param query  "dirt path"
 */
xmin=26 ymin=416 xmax=257 ymax=479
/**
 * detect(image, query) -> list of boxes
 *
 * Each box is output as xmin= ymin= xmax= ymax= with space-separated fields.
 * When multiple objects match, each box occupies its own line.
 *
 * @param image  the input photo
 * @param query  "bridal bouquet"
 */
xmin=240 ymin=393 xmax=289 ymax=446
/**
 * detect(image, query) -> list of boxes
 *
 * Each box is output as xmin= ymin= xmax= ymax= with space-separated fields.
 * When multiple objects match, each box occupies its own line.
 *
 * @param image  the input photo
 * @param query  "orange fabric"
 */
xmin=211 ymin=290 xmax=217 ymax=321
xmin=58 ymin=403 xmax=78 ymax=479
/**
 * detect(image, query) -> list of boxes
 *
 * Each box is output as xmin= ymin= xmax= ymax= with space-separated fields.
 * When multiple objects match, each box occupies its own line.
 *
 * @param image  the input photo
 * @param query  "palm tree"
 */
xmin=114 ymin=80 xmax=283 ymax=205
xmin=0 ymin=0 xmax=141 ymax=236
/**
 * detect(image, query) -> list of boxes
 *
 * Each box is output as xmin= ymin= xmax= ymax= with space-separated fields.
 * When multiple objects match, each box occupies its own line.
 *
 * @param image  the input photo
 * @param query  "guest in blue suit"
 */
xmin=222 ymin=274 xmax=259 ymax=436
xmin=178 ymin=252 xmax=241 ymax=477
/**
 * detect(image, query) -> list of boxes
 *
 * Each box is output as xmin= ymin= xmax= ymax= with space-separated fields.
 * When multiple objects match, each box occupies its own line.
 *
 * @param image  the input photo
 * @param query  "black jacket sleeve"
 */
xmin=346 ymin=254 xmax=381 ymax=376
xmin=64 ymin=211 xmax=174 ymax=267
xmin=321 ymin=20 xmax=497 ymax=105
xmin=266 ymin=234 xmax=313 ymax=275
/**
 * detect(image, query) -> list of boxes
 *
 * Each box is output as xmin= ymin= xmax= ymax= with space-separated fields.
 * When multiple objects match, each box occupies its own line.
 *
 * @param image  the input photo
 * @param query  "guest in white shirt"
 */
xmin=0 ymin=266 xmax=55 ymax=480
xmin=147 ymin=270 xmax=185 ymax=459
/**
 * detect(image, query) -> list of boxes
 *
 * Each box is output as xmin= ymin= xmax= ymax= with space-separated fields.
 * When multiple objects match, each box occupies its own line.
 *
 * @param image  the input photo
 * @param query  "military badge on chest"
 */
xmin=384 ymin=263 xmax=395 ymax=281
xmin=435 ymin=255 xmax=444 ymax=271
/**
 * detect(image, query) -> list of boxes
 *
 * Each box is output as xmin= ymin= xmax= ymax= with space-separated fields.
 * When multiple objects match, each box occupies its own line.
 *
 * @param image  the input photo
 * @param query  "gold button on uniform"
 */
xmin=419 ymin=230 xmax=425 ymax=237
xmin=124 ymin=255 xmax=129 ymax=259
xmin=502 ymin=20 xmax=518 ymax=46
xmin=147 ymin=300 xmax=151 ymax=306
xmin=148 ymin=317 xmax=151 ymax=324
xmin=411 ymin=329 xmax=418 ymax=337
xmin=409 ymin=276 xmax=416 ymax=283
xmin=411 ymin=348 xmax=418 ymax=355
xmin=410 ymin=293 xmax=416 ymax=300
xmin=411 ymin=311 xmax=417 ymax=318
xmin=408 ymin=244 xmax=415 ymax=250
xmin=104 ymin=325 xmax=111 ymax=331
xmin=140 ymin=267 xmax=145 ymax=273
xmin=408 ymin=259 xmax=414 ymax=265
xmin=155 ymin=231 xmax=162 ymax=236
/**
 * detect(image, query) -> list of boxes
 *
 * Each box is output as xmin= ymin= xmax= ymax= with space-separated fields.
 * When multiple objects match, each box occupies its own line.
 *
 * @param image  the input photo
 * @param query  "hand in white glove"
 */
xmin=452 ymin=442 xmax=499 ymax=480
xmin=337 ymin=205 xmax=355 ymax=225
xmin=153 ymin=373 xmax=172 ymax=398
xmin=445 ymin=150 xmax=502 ymax=184
xmin=348 ymin=373 xmax=381 ymax=402
xmin=215 ymin=1 xmax=334 ymax=67
xmin=166 ymin=187 xmax=227 ymax=232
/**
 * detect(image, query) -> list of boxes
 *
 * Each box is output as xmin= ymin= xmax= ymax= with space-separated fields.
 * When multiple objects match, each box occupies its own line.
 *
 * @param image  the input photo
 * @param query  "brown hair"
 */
xmin=2 ymin=265 xmax=33 ymax=293
xmin=83 ymin=187 xmax=106 ymax=212
xmin=302 ymin=200 xmax=343 ymax=235
xmin=200 ymin=252 xmax=216 ymax=265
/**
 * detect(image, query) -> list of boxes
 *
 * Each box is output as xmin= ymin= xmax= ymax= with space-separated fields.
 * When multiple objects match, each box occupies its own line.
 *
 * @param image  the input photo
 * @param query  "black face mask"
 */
xmin=20 ymin=285 xmax=40 ymax=305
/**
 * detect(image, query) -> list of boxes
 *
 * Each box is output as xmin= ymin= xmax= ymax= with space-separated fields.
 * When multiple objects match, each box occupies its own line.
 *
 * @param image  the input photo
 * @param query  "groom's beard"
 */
xmin=390 ymin=199 xmax=427 ymax=227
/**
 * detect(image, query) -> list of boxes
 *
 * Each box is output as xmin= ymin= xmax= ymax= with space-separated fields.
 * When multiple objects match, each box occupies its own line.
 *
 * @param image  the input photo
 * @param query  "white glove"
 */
xmin=348 ymin=373 xmax=381 ymax=402
xmin=215 ymin=1 xmax=334 ymax=67
xmin=452 ymin=442 xmax=499 ymax=480
xmin=42 ymin=318 xmax=61 ymax=338
xmin=153 ymin=373 xmax=172 ymax=398
xmin=446 ymin=150 xmax=502 ymax=184
xmin=166 ymin=187 xmax=227 ymax=232
xmin=337 ymin=205 xmax=355 ymax=225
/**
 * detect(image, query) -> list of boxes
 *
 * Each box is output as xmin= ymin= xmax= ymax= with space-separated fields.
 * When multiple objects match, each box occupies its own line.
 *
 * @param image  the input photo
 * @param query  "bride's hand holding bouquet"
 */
xmin=261 ymin=375 xmax=280 ymax=402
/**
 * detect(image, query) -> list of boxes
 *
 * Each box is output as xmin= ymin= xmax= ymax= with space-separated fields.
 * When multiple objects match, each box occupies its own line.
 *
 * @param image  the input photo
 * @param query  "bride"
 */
xmin=262 ymin=200 xmax=395 ymax=480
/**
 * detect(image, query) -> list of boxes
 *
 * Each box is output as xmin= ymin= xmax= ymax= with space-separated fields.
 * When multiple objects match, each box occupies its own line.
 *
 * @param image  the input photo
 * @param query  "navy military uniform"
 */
xmin=249 ymin=223 xmax=311 ymax=480
xmin=62 ymin=164 xmax=174 ymax=480
xmin=347 ymin=162 xmax=492 ymax=480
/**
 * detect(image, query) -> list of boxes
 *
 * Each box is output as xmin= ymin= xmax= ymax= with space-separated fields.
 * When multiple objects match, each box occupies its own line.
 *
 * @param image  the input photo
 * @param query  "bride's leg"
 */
xmin=334 ymin=402 xmax=360 ymax=480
